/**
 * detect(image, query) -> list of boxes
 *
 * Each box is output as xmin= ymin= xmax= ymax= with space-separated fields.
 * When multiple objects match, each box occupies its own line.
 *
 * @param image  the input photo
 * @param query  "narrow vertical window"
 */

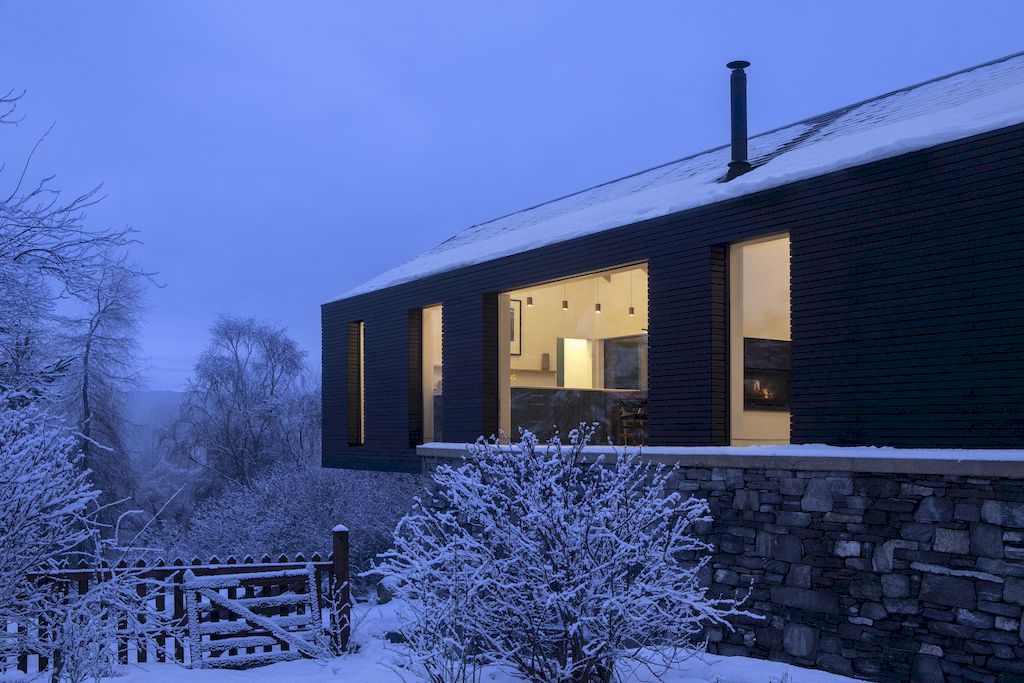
xmin=729 ymin=234 xmax=791 ymax=445
xmin=347 ymin=321 xmax=365 ymax=446
xmin=422 ymin=305 xmax=443 ymax=442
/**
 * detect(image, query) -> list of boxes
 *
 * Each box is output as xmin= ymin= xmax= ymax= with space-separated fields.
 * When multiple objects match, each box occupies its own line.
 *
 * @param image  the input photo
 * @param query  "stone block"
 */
xmin=995 ymin=616 xmax=1018 ymax=631
xmin=979 ymin=600 xmax=1021 ymax=617
xmin=850 ymin=580 xmax=883 ymax=601
xmin=862 ymin=602 xmax=888 ymax=620
xmin=873 ymin=540 xmax=897 ymax=573
xmin=755 ymin=627 xmax=781 ymax=650
xmin=933 ymin=528 xmax=969 ymax=555
xmin=882 ymin=573 xmax=911 ymax=598
xmin=1005 ymin=545 xmax=1024 ymax=561
xmin=830 ymin=478 xmax=854 ymax=496
xmin=917 ymin=655 xmax=946 ymax=683
xmin=971 ymin=522 xmax=1004 ymax=559
xmin=982 ymin=501 xmax=1024 ymax=528
xmin=902 ymin=523 xmax=936 ymax=543
xmin=733 ymin=489 xmax=759 ymax=511
xmin=978 ymin=557 xmax=1024 ymax=578
xmin=955 ymin=502 xmax=980 ymax=522
xmin=786 ymin=564 xmax=811 ymax=588
xmin=902 ymin=483 xmax=935 ymax=497
xmin=916 ymin=497 xmax=954 ymax=523
xmin=834 ymin=540 xmax=861 ymax=557
xmin=777 ymin=511 xmax=812 ymax=528
xmin=856 ymin=478 xmax=899 ymax=498
xmin=779 ymin=477 xmax=804 ymax=496
xmin=771 ymin=586 xmax=839 ymax=614
xmin=920 ymin=575 xmax=976 ymax=608
xmin=816 ymin=654 xmax=854 ymax=677
xmin=955 ymin=608 xmax=994 ymax=629
xmin=774 ymin=534 xmax=803 ymax=563
xmin=1006 ymin=577 xmax=1024 ymax=606
xmin=783 ymin=623 xmax=818 ymax=659
xmin=883 ymin=598 xmax=920 ymax=615
xmin=801 ymin=479 xmax=834 ymax=513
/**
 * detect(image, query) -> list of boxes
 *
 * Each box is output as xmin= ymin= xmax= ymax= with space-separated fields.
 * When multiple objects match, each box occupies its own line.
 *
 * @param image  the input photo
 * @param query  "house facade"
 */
xmin=323 ymin=53 xmax=1024 ymax=473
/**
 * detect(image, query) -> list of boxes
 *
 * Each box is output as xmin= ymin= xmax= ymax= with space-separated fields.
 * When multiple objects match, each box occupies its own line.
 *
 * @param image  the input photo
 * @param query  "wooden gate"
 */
xmin=182 ymin=564 xmax=330 ymax=669
xmin=1 ymin=528 xmax=351 ymax=676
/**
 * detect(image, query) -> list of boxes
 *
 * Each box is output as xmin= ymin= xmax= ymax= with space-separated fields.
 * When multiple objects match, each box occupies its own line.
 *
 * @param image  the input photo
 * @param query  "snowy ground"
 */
xmin=12 ymin=601 xmax=858 ymax=683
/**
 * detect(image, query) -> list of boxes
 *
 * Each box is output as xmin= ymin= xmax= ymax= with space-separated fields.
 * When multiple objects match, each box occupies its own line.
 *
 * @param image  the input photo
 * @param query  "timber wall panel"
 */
xmin=322 ymin=123 xmax=1024 ymax=471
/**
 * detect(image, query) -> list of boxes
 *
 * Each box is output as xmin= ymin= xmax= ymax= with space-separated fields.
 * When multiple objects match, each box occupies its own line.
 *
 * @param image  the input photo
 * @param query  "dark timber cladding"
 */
xmin=322 ymin=124 xmax=1024 ymax=472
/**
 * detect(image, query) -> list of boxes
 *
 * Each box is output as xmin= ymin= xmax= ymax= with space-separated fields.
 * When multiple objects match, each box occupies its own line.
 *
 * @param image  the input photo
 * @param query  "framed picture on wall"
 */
xmin=510 ymin=299 xmax=522 ymax=356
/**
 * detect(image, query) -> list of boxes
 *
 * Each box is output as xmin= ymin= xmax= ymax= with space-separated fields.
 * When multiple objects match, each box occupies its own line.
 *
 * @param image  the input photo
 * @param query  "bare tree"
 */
xmin=171 ymin=316 xmax=311 ymax=487
xmin=0 ymin=90 xmax=148 ymax=398
xmin=60 ymin=263 xmax=146 ymax=504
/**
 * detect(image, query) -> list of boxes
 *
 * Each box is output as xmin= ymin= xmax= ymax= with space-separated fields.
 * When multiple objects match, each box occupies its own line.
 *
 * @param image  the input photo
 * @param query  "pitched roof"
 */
xmin=340 ymin=51 xmax=1024 ymax=300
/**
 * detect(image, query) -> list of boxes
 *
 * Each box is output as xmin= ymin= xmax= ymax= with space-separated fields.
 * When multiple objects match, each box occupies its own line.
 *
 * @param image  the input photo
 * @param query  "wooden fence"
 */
xmin=2 ymin=527 xmax=351 ymax=676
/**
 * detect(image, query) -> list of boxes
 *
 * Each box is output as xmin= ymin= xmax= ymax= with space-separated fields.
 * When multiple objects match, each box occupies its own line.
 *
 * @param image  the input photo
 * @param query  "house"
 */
xmin=322 ymin=52 xmax=1024 ymax=473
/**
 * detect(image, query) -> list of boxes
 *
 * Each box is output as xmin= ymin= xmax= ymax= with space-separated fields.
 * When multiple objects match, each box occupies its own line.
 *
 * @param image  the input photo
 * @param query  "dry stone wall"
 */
xmin=675 ymin=463 xmax=1024 ymax=682
xmin=421 ymin=447 xmax=1024 ymax=682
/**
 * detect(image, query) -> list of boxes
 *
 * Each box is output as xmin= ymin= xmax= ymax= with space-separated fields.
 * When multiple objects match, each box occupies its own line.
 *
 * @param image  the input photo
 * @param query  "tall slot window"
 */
xmin=347 ymin=321 xmax=365 ymax=446
xmin=498 ymin=264 xmax=648 ymax=445
xmin=422 ymin=305 xmax=443 ymax=442
xmin=729 ymin=234 xmax=791 ymax=446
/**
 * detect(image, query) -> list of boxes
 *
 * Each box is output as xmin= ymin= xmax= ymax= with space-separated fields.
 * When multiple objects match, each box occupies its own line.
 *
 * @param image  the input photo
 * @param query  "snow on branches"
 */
xmin=0 ymin=395 xmax=176 ymax=681
xmin=0 ymin=395 xmax=99 ymax=636
xmin=370 ymin=425 xmax=756 ymax=683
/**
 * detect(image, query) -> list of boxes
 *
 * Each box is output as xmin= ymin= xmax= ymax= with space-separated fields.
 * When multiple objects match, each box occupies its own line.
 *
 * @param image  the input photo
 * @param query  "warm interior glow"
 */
xmin=729 ymin=234 xmax=791 ymax=446
xmin=499 ymin=264 xmax=648 ymax=444
xmin=421 ymin=305 xmax=443 ymax=443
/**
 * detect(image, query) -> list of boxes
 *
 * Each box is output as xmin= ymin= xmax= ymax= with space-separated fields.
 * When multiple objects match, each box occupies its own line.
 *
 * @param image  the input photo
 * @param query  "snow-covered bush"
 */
xmin=0 ymin=395 xmax=99 ymax=657
xmin=154 ymin=463 xmax=420 ymax=579
xmin=0 ymin=396 xmax=174 ymax=680
xmin=371 ymin=425 xmax=753 ymax=683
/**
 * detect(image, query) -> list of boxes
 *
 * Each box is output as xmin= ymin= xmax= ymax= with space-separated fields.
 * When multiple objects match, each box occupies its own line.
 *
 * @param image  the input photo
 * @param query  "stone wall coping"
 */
xmin=416 ymin=442 xmax=1024 ymax=477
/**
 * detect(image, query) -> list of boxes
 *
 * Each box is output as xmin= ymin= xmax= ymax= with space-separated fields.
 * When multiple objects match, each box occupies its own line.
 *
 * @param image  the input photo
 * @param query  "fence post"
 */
xmin=331 ymin=525 xmax=351 ymax=650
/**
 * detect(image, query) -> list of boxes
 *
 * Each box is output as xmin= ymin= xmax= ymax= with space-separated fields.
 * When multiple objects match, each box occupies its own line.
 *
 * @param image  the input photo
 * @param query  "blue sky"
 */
xmin=0 ymin=1 xmax=1021 ymax=390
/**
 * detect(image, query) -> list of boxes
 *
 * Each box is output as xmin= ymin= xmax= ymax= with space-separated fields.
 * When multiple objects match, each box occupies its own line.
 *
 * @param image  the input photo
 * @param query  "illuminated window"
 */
xmin=729 ymin=235 xmax=791 ymax=446
xmin=421 ymin=305 xmax=443 ymax=442
xmin=347 ymin=321 xmax=365 ymax=446
xmin=498 ymin=265 xmax=648 ymax=444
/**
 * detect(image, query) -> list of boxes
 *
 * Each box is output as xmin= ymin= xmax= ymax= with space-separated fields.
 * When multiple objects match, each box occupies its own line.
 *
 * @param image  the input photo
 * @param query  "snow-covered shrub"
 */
xmin=154 ymin=464 xmax=420 ymax=580
xmin=0 ymin=396 xmax=174 ymax=680
xmin=39 ymin=559 xmax=173 ymax=683
xmin=371 ymin=425 xmax=753 ymax=683
xmin=0 ymin=395 xmax=99 ymax=658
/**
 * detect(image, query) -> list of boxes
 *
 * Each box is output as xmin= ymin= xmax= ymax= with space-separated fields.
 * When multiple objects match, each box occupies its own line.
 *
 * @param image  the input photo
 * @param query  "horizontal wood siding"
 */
xmin=323 ymin=123 xmax=1024 ymax=470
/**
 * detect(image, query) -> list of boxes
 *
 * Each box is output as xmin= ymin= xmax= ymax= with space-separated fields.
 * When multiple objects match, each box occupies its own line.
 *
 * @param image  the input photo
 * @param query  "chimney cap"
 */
xmin=726 ymin=60 xmax=751 ymax=70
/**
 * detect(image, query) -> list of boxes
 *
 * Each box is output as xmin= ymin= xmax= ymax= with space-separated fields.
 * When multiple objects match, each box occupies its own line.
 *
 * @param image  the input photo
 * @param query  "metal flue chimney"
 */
xmin=725 ymin=60 xmax=752 ymax=181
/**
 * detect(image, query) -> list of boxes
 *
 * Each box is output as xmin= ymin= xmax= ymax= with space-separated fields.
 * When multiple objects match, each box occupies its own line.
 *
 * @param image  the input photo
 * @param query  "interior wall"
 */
xmin=506 ymin=266 xmax=649 ymax=388
xmin=729 ymin=235 xmax=791 ymax=446
xmin=421 ymin=305 xmax=442 ymax=442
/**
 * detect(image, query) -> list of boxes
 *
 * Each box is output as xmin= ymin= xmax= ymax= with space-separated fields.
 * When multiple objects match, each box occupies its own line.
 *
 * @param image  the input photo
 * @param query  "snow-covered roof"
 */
xmin=339 ymin=52 xmax=1024 ymax=301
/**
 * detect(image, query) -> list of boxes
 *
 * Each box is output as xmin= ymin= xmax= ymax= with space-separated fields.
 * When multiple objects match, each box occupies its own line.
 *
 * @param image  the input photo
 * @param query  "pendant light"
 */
xmin=562 ymin=282 xmax=569 ymax=310
xmin=594 ymin=276 xmax=602 ymax=313
xmin=526 ymin=292 xmax=534 ymax=307
xmin=628 ymin=269 xmax=635 ymax=316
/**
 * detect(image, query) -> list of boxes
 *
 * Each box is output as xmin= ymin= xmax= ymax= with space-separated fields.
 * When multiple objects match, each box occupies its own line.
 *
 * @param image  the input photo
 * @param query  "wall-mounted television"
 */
xmin=744 ymin=337 xmax=791 ymax=410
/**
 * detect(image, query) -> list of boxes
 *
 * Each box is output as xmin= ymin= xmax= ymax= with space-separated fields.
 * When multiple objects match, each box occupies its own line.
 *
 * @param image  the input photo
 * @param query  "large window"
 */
xmin=421 ymin=305 xmax=443 ymax=443
xmin=729 ymin=235 xmax=791 ymax=446
xmin=347 ymin=321 xmax=365 ymax=446
xmin=499 ymin=265 xmax=648 ymax=444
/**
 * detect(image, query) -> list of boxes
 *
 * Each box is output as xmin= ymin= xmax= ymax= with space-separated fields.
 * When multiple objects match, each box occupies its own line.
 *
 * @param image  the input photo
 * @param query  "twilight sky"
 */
xmin=0 ymin=1 xmax=1021 ymax=390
